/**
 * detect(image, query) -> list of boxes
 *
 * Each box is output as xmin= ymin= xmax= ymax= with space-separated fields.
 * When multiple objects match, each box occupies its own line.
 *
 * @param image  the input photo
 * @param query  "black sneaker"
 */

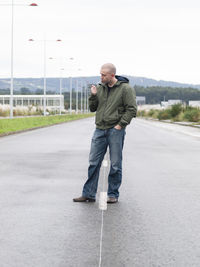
xmin=73 ymin=196 xmax=95 ymax=202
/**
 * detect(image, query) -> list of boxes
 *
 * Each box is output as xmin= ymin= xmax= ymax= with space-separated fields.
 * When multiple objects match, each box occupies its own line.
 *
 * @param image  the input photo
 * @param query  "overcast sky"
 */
xmin=1 ymin=0 xmax=200 ymax=84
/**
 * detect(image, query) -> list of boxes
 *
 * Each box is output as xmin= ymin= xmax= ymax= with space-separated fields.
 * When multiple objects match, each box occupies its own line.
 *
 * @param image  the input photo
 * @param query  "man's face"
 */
xmin=100 ymin=68 xmax=113 ymax=84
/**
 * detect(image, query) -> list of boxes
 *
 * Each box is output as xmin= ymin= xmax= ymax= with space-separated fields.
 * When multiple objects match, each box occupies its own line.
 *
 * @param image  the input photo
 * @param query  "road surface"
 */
xmin=0 ymin=117 xmax=200 ymax=267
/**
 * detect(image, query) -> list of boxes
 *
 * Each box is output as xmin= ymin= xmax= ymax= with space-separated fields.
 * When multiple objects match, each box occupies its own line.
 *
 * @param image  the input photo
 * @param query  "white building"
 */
xmin=189 ymin=101 xmax=200 ymax=107
xmin=161 ymin=101 xmax=169 ymax=107
xmin=0 ymin=95 xmax=64 ymax=111
xmin=161 ymin=99 xmax=182 ymax=108
xmin=168 ymin=99 xmax=182 ymax=105
xmin=136 ymin=96 xmax=146 ymax=105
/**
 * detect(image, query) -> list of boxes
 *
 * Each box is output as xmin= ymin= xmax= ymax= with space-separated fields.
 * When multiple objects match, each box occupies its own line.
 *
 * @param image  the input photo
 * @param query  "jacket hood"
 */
xmin=98 ymin=75 xmax=129 ymax=87
xmin=115 ymin=75 xmax=129 ymax=83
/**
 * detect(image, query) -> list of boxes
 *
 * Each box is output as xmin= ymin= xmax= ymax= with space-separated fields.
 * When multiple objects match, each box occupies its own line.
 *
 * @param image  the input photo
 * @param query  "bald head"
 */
xmin=101 ymin=63 xmax=116 ymax=75
xmin=100 ymin=63 xmax=117 ymax=86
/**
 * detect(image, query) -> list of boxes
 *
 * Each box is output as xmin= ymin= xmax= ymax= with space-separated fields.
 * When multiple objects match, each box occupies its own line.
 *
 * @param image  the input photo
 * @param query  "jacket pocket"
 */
xmin=95 ymin=111 xmax=101 ymax=124
xmin=104 ymin=109 xmax=119 ymax=123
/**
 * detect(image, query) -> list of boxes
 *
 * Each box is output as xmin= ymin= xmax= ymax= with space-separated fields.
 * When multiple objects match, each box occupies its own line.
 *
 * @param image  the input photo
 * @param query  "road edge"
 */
xmin=140 ymin=117 xmax=200 ymax=129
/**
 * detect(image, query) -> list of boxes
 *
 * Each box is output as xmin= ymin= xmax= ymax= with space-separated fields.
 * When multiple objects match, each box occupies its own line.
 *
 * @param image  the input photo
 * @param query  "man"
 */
xmin=73 ymin=63 xmax=137 ymax=203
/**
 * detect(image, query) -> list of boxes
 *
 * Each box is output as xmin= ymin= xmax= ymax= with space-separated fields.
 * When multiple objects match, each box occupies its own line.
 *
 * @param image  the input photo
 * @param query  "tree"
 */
xmin=20 ymin=87 xmax=31 ymax=95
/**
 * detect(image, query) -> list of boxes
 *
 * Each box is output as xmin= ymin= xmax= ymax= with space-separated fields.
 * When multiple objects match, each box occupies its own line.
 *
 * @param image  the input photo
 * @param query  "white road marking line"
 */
xmin=98 ymin=153 xmax=109 ymax=267
xmin=102 ymin=159 xmax=108 ymax=167
xmin=99 ymin=191 xmax=107 ymax=210
xmin=98 ymin=210 xmax=104 ymax=267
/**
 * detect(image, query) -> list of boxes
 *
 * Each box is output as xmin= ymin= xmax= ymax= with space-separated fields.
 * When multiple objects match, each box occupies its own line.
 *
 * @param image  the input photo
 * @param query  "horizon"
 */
xmin=0 ymin=75 xmax=200 ymax=87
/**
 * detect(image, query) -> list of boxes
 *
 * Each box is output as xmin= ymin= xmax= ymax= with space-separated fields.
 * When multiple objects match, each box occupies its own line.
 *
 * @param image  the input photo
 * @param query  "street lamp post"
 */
xmin=68 ymin=57 xmax=74 ymax=114
xmin=69 ymin=76 xmax=73 ymax=114
xmin=10 ymin=0 xmax=14 ymax=118
xmin=28 ymin=38 xmax=61 ymax=116
xmin=86 ymin=82 xmax=88 ymax=113
xmin=43 ymin=38 xmax=47 ymax=116
xmin=80 ymin=80 xmax=83 ymax=113
xmin=0 ymin=1 xmax=38 ymax=118
xmin=49 ymin=57 xmax=74 ymax=115
xmin=83 ymin=81 xmax=89 ymax=114
xmin=59 ymin=68 xmax=64 ymax=115
xmin=84 ymin=82 xmax=87 ymax=113
xmin=76 ymin=79 xmax=79 ymax=114
xmin=87 ymin=83 xmax=89 ymax=113
xmin=76 ymin=68 xmax=82 ymax=114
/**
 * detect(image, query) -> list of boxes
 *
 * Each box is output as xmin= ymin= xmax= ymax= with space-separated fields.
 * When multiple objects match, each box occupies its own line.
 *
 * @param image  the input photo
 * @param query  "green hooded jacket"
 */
xmin=89 ymin=75 xmax=137 ymax=129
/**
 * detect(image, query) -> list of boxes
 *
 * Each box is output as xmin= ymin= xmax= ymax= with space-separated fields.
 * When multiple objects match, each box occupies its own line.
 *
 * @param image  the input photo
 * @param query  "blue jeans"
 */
xmin=82 ymin=127 xmax=126 ymax=199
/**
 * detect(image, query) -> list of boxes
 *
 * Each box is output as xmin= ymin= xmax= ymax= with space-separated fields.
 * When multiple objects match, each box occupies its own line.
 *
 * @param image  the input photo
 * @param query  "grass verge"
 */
xmin=0 ymin=114 xmax=94 ymax=135
xmin=137 ymin=104 xmax=200 ymax=124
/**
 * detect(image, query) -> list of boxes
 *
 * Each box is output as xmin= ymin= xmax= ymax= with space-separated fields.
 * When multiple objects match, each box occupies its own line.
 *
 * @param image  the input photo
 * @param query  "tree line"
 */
xmin=134 ymin=85 xmax=200 ymax=104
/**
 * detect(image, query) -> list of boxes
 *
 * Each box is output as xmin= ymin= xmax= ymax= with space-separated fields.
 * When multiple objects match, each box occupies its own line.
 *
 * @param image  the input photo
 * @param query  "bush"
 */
xmin=0 ymin=104 xmax=45 ymax=117
xmin=13 ymin=106 xmax=27 ymax=116
xmin=148 ymin=109 xmax=156 ymax=117
xmin=0 ymin=104 xmax=10 ymax=117
xmin=137 ymin=110 xmax=147 ymax=117
xmin=137 ymin=104 xmax=200 ymax=123
xmin=170 ymin=104 xmax=182 ymax=118
xmin=36 ymin=107 xmax=43 ymax=115
xmin=174 ymin=111 xmax=185 ymax=122
xmin=147 ymin=109 xmax=159 ymax=119
xmin=183 ymin=108 xmax=200 ymax=122
xmin=157 ymin=109 xmax=171 ymax=120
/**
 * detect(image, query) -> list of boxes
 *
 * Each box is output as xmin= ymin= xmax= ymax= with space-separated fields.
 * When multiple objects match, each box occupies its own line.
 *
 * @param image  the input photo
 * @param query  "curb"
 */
xmin=141 ymin=118 xmax=200 ymax=129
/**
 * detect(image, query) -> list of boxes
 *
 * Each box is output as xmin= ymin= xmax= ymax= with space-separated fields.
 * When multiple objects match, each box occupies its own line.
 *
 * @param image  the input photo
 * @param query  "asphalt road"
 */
xmin=0 ymin=117 xmax=200 ymax=267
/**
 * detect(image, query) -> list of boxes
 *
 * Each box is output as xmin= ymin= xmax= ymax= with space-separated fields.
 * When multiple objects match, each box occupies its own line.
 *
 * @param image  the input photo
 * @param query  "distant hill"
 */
xmin=127 ymin=76 xmax=200 ymax=89
xmin=0 ymin=76 xmax=200 ymax=92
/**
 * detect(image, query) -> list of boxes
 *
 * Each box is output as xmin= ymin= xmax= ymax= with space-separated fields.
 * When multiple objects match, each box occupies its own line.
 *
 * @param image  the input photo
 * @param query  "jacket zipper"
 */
xmin=102 ymin=86 xmax=109 ymax=125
